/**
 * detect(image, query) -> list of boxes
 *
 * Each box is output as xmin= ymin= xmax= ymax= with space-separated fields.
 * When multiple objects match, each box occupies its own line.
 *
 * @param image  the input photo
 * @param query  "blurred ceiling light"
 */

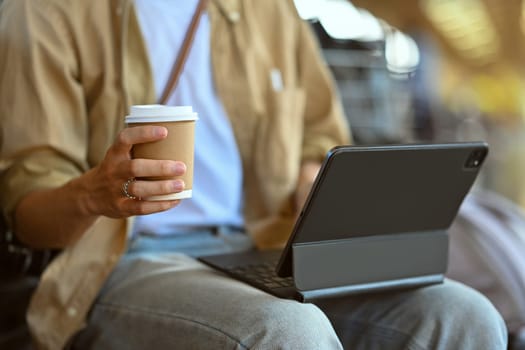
xmin=354 ymin=9 xmax=384 ymax=42
xmin=294 ymin=0 xmax=384 ymax=42
xmin=318 ymin=0 xmax=368 ymax=40
xmin=294 ymin=0 xmax=420 ymax=74
xmin=421 ymin=0 xmax=499 ymax=65
xmin=385 ymin=29 xmax=421 ymax=74
xmin=293 ymin=0 xmax=325 ymax=21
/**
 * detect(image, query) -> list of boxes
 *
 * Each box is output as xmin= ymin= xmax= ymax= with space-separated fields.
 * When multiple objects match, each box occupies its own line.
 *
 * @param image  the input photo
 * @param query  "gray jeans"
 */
xmin=71 ymin=230 xmax=507 ymax=349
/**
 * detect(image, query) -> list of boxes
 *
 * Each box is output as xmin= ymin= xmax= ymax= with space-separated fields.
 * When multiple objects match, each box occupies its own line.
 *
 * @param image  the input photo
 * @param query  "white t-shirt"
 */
xmin=132 ymin=0 xmax=244 ymax=235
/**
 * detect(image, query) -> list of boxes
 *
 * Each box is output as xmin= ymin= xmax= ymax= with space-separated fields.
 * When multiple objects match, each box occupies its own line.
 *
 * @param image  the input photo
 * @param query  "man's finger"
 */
xmin=114 ymin=125 xmax=168 ymax=151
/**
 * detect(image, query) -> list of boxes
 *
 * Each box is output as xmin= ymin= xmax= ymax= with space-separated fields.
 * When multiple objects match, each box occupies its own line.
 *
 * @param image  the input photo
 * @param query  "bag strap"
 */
xmin=159 ymin=0 xmax=209 ymax=104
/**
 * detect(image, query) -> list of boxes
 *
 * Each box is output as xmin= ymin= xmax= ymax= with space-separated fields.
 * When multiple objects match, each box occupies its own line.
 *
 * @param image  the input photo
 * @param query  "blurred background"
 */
xmin=295 ymin=0 xmax=525 ymax=211
xmin=0 ymin=1 xmax=524 ymax=348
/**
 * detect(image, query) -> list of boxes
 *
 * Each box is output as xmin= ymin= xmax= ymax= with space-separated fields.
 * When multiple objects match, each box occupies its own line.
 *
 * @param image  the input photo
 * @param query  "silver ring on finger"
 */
xmin=122 ymin=178 xmax=137 ymax=200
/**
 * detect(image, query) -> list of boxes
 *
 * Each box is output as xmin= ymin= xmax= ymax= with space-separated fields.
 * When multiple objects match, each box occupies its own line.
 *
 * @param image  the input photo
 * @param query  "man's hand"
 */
xmin=82 ymin=125 xmax=186 ymax=218
xmin=15 ymin=125 xmax=187 ymax=248
xmin=294 ymin=161 xmax=322 ymax=216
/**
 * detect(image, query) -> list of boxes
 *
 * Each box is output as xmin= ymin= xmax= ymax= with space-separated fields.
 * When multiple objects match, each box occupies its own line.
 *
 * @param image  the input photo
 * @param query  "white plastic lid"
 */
xmin=125 ymin=105 xmax=198 ymax=123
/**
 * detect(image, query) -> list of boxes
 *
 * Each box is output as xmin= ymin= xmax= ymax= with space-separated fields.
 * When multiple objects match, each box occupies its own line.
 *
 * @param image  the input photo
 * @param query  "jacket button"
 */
xmin=228 ymin=12 xmax=240 ymax=22
xmin=67 ymin=307 xmax=78 ymax=318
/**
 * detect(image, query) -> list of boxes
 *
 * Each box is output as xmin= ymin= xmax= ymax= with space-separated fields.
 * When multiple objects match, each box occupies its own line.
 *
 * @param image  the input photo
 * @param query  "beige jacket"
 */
xmin=0 ymin=0 xmax=350 ymax=348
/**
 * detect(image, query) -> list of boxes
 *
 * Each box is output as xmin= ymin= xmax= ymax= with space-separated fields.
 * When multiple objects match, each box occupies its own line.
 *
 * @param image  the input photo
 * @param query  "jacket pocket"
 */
xmin=254 ymin=87 xmax=306 ymax=209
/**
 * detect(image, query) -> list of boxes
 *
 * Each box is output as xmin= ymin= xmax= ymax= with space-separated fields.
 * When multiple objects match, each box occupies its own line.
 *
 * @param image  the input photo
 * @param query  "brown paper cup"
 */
xmin=125 ymin=105 xmax=198 ymax=200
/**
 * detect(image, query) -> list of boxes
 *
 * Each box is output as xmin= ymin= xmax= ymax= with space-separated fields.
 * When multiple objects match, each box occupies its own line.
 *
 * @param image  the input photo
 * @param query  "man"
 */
xmin=0 ymin=0 xmax=507 ymax=349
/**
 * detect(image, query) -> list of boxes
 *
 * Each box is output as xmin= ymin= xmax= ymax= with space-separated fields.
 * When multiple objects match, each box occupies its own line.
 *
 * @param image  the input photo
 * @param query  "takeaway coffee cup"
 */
xmin=125 ymin=105 xmax=198 ymax=200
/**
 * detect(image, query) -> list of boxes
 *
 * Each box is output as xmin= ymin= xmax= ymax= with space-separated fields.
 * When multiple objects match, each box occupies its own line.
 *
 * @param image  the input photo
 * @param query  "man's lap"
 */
xmin=71 ymin=253 xmax=342 ymax=349
xmin=70 ymin=232 xmax=507 ymax=349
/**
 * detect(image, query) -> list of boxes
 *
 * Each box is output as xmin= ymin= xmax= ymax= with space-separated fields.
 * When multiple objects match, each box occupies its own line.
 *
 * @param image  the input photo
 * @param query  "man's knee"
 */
xmin=425 ymin=280 xmax=504 ymax=324
xmin=245 ymin=300 xmax=342 ymax=350
xmin=414 ymin=280 xmax=507 ymax=349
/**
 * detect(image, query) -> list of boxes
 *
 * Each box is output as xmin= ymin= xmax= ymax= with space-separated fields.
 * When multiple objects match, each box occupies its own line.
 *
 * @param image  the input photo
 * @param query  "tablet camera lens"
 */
xmin=465 ymin=149 xmax=486 ymax=169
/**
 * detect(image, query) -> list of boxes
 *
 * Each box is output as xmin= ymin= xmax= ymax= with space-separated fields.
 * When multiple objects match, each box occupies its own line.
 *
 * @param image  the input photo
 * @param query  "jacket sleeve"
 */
xmin=290 ymin=0 xmax=352 ymax=162
xmin=0 ymin=0 xmax=88 ymax=226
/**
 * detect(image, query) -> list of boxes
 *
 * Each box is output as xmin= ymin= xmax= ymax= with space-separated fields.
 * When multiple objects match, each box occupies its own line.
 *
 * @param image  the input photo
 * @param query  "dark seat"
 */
xmin=0 ymin=276 xmax=37 ymax=350
xmin=0 ymin=214 xmax=37 ymax=350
